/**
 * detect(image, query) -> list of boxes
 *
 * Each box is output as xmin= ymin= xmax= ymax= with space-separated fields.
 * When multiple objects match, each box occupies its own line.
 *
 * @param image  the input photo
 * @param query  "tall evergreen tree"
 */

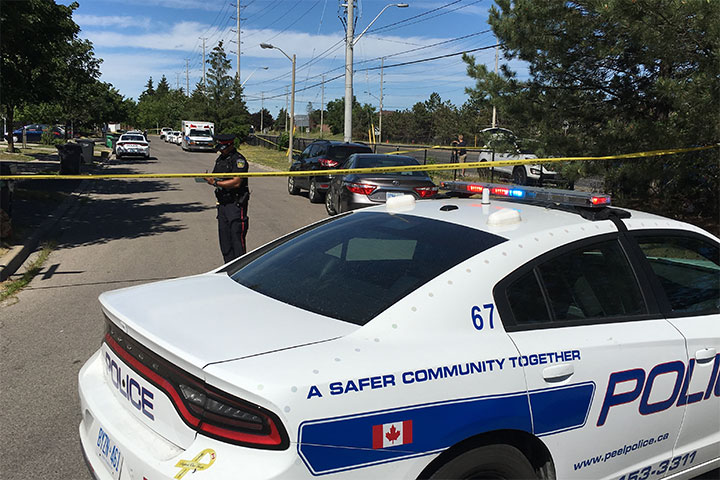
xmin=156 ymin=75 xmax=171 ymax=97
xmin=204 ymin=41 xmax=250 ymax=139
xmin=464 ymin=0 xmax=719 ymax=226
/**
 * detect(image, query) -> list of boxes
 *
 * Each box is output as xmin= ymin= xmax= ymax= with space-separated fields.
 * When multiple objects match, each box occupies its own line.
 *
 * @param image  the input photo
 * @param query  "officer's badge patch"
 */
xmin=237 ymin=159 xmax=247 ymax=169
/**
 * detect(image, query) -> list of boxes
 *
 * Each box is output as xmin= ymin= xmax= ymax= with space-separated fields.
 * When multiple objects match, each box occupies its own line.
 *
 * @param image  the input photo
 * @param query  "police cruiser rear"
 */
xmin=78 ymin=182 xmax=719 ymax=479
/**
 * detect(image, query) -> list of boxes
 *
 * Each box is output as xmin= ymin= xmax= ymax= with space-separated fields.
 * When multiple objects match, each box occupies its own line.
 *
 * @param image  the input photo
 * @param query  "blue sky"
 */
xmin=70 ymin=0 xmax=523 ymax=119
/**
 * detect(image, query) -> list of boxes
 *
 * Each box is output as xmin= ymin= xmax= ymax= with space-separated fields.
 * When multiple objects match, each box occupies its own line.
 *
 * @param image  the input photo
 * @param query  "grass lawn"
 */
xmin=238 ymin=144 xmax=292 ymax=171
xmin=0 ymin=146 xmax=58 ymax=161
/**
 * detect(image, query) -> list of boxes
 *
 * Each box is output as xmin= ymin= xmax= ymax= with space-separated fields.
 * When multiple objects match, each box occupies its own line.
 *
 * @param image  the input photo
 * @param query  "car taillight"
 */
xmin=414 ymin=186 xmax=439 ymax=198
xmin=345 ymin=182 xmax=377 ymax=195
xmin=319 ymin=157 xmax=339 ymax=167
xmin=104 ymin=319 xmax=289 ymax=449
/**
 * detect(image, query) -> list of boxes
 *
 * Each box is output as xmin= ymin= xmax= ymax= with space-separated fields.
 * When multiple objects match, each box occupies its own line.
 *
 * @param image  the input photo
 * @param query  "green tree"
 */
xmin=203 ymin=41 xmax=251 ymax=140
xmin=250 ymin=108 xmax=274 ymax=131
xmin=156 ymin=75 xmax=171 ymax=97
xmin=325 ymin=96 xmax=375 ymax=139
xmin=1 ymin=0 xmax=82 ymax=150
xmin=139 ymin=77 xmax=155 ymax=102
xmin=465 ymin=0 xmax=719 ymax=225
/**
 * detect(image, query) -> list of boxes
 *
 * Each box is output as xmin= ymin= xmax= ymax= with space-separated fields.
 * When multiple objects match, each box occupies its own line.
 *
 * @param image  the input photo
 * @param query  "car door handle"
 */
xmin=542 ymin=364 xmax=574 ymax=382
xmin=695 ymin=348 xmax=717 ymax=363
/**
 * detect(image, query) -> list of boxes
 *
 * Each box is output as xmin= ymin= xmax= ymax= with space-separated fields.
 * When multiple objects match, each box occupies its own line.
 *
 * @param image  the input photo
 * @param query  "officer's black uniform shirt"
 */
xmin=212 ymin=149 xmax=249 ymax=204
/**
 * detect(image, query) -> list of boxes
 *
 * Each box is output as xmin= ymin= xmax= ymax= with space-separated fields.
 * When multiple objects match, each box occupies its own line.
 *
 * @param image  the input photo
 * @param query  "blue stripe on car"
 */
xmin=298 ymin=382 xmax=595 ymax=475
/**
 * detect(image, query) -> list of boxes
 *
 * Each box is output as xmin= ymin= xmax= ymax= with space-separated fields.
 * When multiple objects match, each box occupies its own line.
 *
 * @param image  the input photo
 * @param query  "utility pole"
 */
xmin=185 ymin=58 xmax=190 ymax=96
xmin=285 ymin=86 xmax=289 ymax=132
xmin=379 ymin=57 xmax=384 ymax=144
xmin=200 ymin=37 xmax=208 ymax=87
xmin=320 ymin=75 xmax=325 ymax=138
xmin=236 ymin=1 xmax=241 ymax=79
xmin=260 ymin=92 xmax=264 ymax=132
xmin=492 ymin=39 xmax=498 ymax=128
xmin=343 ymin=0 xmax=355 ymax=143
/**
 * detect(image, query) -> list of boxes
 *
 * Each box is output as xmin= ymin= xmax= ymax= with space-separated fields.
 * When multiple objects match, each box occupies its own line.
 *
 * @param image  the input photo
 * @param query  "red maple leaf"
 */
xmin=385 ymin=425 xmax=401 ymax=444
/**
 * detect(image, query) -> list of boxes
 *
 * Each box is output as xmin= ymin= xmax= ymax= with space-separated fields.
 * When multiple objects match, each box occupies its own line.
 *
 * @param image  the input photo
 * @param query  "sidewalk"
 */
xmin=0 ymin=142 xmax=103 ymax=281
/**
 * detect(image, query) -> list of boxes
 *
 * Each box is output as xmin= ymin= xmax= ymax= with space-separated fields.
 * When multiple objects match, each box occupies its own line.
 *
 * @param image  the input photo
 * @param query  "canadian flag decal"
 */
xmin=372 ymin=420 xmax=413 ymax=449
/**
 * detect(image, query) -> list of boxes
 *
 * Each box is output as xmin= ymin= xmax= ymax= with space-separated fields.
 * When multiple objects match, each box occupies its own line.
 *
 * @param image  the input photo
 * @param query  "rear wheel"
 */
xmin=308 ymin=178 xmax=324 ymax=203
xmin=429 ymin=444 xmax=537 ymax=480
xmin=325 ymin=187 xmax=337 ymax=215
xmin=512 ymin=167 xmax=528 ymax=185
xmin=288 ymin=176 xmax=300 ymax=195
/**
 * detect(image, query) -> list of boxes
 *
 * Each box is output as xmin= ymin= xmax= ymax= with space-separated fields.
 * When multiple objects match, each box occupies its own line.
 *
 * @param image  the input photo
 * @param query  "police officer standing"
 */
xmin=204 ymin=134 xmax=250 ymax=263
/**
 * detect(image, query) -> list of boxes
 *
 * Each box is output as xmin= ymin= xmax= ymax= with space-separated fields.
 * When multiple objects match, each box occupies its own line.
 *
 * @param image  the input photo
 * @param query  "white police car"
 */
xmin=78 ymin=182 xmax=719 ymax=480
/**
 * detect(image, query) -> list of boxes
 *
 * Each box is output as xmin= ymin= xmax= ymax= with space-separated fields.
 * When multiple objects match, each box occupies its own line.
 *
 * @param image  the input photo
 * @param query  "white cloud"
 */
xmin=82 ymin=21 xmax=209 ymax=51
xmin=74 ymin=14 xmax=151 ymax=29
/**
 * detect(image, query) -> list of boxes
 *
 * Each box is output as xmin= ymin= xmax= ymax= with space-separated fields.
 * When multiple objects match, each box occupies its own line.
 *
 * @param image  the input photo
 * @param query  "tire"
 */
xmin=288 ymin=176 xmax=300 ymax=195
xmin=116 ymin=153 xmax=122 ymax=159
xmin=429 ymin=444 xmax=537 ymax=480
xmin=512 ymin=167 xmax=528 ymax=185
xmin=308 ymin=178 xmax=324 ymax=204
xmin=325 ymin=187 xmax=337 ymax=215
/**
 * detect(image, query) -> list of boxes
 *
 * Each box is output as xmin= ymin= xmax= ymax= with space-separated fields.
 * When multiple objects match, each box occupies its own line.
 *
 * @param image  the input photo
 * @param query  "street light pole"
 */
xmin=260 ymin=43 xmax=296 ymax=163
xmin=240 ymin=66 xmax=268 ymax=88
xmin=343 ymin=3 xmax=408 ymax=143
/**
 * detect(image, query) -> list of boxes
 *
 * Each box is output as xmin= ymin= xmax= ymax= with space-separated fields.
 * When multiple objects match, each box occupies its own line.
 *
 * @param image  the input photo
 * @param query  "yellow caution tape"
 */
xmin=0 ymin=144 xmax=716 ymax=180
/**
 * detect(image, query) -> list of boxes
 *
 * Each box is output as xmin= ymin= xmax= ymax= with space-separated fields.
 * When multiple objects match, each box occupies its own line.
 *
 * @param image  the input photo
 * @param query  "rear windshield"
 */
xmin=327 ymin=145 xmax=373 ymax=161
xmin=121 ymin=135 xmax=145 ymax=142
xmin=227 ymin=212 xmax=506 ymax=325
xmin=354 ymin=155 xmax=427 ymax=176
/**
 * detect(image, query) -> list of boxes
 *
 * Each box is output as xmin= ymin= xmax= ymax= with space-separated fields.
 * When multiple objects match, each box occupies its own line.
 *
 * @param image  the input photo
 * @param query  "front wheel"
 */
xmin=288 ymin=176 xmax=300 ymax=195
xmin=512 ymin=167 xmax=528 ymax=185
xmin=428 ymin=444 xmax=537 ymax=480
xmin=308 ymin=178 xmax=324 ymax=204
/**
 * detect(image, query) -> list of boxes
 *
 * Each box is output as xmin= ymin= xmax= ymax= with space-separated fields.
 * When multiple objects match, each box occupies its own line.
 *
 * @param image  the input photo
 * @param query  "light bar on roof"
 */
xmin=440 ymin=181 xmax=611 ymax=208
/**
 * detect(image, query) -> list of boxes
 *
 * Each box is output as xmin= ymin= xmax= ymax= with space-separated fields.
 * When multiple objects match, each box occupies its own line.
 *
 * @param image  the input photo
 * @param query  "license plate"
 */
xmin=386 ymin=192 xmax=403 ymax=200
xmin=96 ymin=426 xmax=123 ymax=478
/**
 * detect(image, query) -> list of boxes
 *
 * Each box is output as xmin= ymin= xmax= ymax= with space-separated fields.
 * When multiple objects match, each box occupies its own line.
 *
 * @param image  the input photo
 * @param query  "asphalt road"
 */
xmin=0 ymin=137 xmax=328 ymax=479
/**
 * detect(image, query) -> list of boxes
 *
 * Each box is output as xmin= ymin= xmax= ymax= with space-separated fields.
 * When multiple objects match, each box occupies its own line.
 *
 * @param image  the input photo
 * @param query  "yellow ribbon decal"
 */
xmin=174 ymin=448 xmax=216 ymax=479
xmin=0 ymin=144 xmax=716 ymax=181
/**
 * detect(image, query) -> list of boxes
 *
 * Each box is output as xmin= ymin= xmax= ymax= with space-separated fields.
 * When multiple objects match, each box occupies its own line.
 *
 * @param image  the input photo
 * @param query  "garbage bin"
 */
xmin=105 ymin=133 xmax=120 ymax=151
xmin=56 ymin=143 xmax=82 ymax=175
xmin=76 ymin=139 xmax=95 ymax=164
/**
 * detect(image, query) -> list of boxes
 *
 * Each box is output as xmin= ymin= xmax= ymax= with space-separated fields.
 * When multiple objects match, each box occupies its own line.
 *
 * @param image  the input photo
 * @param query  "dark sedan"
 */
xmin=325 ymin=154 xmax=438 ymax=215
xmin=288 ymin=140 xmax=373 ymax=203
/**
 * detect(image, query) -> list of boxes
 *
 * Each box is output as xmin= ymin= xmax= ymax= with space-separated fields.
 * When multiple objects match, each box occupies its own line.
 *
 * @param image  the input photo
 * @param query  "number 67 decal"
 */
xmin=471 ymin=304 xmax=495 ymax=331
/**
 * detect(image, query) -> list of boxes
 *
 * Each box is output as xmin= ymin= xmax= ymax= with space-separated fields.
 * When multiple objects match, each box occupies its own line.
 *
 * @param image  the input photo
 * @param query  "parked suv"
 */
xmin=288 ymin=140 xmax=373 ymax=203
xmin=477 ymin=127 xmax=557 ymax=185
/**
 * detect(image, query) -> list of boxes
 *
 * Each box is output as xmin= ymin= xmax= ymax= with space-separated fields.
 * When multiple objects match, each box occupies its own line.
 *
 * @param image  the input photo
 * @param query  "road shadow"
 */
xmin=83 ymin=178 xmax=179 ymax=195
xmin=54 ymin=195 xmax=212 ymax=248
xmin=110 ymin=157 xmax=158 ymax=165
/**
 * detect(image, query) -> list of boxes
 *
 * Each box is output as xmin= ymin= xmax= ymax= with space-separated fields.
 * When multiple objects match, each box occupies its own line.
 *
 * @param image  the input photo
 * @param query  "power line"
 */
xmin=246 ymin=30 xmax=492 ymax=94
xmin=257 ymin=43 xmax=497 ymax=100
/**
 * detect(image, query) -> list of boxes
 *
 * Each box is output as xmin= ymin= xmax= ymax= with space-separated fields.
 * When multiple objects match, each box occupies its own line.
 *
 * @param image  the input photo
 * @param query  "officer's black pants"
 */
xmin=217 ymin=202 xmax=249 ymax=264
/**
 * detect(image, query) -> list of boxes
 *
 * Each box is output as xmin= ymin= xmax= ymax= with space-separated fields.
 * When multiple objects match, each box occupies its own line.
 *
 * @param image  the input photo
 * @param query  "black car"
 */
xmin=288 ymin=140 xmax=373 ymax=203
xmin=325 ymin=154 xmax=438 ymax=215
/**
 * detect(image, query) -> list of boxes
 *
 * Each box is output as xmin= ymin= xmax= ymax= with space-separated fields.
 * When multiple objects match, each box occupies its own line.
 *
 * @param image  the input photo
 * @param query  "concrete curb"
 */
xmin=0 ymin=173 xmax=93 ymax=282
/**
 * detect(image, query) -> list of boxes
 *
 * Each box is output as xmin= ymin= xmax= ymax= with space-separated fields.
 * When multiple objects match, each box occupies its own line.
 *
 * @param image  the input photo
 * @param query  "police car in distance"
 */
xmin=78 ymin=182 xmax=719 ymax=480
